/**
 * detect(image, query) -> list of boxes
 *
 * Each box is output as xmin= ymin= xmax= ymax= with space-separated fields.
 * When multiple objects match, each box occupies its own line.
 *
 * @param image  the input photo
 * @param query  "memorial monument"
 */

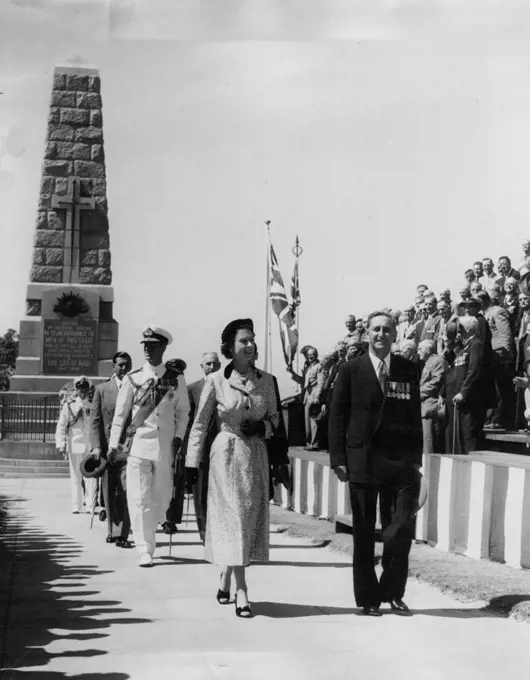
xmin=10 ymin=63 xmax=118 ymax=395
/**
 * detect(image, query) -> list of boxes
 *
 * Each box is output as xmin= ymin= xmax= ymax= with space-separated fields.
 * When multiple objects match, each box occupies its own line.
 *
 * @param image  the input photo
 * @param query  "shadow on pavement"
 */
xmin=252 ymin=601 xmax=360 ymax=618
xmin=0 ymin=493 xmax=151 ymax=679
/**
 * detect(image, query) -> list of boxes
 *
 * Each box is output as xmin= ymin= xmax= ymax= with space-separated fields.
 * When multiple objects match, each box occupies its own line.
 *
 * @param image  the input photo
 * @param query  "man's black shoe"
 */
xmin=162 ymin=521 xmax=178 ymax=535
xmin=389 ymin=599 xmax=412 ymax=615
xmin=362 ymin=606 xmax=382 ymax=617
xmin=116 ymin=537 xmax=134 ymax=549
xmin=99 ymin=510 xmax=107 ymax=522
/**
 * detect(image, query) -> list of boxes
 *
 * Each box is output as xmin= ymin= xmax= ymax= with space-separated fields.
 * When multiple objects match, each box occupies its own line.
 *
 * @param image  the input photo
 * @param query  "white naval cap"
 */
xmin=73 ymin=375 xmax=92 ymax=388
xmin=141 ymin=325 xmax=173 ymax=346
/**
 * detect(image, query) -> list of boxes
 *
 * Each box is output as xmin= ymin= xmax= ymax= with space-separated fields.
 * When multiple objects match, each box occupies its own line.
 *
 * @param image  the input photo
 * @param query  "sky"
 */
xmin=1 ymin=0 xmax=530 ymax=396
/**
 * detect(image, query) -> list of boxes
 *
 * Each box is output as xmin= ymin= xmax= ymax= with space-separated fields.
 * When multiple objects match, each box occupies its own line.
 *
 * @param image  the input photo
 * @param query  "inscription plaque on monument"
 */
xmin=42 ymin=318 xmax=98 ymax=375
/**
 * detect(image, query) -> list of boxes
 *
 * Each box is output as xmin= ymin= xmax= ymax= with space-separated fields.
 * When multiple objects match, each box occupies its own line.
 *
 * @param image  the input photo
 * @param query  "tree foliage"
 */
xmin=0 ymin=328 xmax=19 ymax=391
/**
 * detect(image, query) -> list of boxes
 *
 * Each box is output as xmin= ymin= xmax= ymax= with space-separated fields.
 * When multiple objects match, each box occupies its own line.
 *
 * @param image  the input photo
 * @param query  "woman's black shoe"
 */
xmin=106 ymin=535 xmax=116 ymax=544
xmin=216 ymin=589 xmax=230 ymax=604
xmin=235 ymin=595 xmax=252 ymax=618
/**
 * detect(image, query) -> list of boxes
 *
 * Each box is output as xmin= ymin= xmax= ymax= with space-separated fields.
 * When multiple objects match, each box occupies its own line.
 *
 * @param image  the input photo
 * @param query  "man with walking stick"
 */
xmin=445 ymin=316 xmax=488 ymax=455
xmin=108 ymin=326 xmax=190 ymax=568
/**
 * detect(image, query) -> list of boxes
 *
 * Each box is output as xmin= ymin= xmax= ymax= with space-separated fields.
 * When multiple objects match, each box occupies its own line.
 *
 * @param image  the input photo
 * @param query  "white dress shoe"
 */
xmin=139 ymin=553 xmax=153 ymax=568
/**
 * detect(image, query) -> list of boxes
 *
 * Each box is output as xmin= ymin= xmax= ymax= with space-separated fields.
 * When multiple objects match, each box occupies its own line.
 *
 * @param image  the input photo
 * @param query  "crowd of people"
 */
xmin=55 ymin=321 xmax=290 ymax=619
xmin=291 ymin=241 xmax=530 ymax=456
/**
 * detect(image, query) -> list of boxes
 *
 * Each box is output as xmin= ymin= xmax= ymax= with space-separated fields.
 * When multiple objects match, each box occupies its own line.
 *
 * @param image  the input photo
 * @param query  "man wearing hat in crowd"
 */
xmin=56 ymin=376 xmax=97 ymax=515
xmin=90 ymin=351 xmax=133 ymax=547
xmin=108 ymin=326 xmax=190 ymax=567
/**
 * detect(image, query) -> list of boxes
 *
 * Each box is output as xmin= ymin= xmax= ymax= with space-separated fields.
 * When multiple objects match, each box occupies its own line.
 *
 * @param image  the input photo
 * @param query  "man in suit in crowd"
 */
xmin=288 ymin=346 xmax=325 ymax=450
xmin=445 ymin=316 xmax=488 ymax=454
xmin=90 ymin=351 xmax=133 ymax=547
xmin=344 ymin=315 xmax=357 ymax=347
xmin=436 ymin=301 xmax=453 ymax=356
xmin=329 ymin=311 xmax=422 ymax=617
xmin=418 ymin=340 xmax=447 ymax=453
xmin=477 ymin=290 xmax=514 ymax=430
xmin=183 ymin=352 xmax=221 ymax=543
xmin=419 ymin=294 xmax=442 ymax=344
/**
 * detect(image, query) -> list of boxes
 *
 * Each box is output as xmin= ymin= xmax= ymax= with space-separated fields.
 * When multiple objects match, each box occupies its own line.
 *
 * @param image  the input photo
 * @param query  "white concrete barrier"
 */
xmin=283 ymin=447 xmax=530 ymax=570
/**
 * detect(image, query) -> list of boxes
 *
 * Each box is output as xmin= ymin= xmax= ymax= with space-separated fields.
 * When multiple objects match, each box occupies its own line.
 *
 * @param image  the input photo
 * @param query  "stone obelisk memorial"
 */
xmin=10 ymin=64 xmax=118 ymax=394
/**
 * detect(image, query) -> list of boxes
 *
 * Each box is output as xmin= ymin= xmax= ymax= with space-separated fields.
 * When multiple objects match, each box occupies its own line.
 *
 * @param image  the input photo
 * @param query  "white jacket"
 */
xmin=55 ymin=397 xmax=91 ymax=455
xmin=109 ymin=362 xmax=190 ymax=462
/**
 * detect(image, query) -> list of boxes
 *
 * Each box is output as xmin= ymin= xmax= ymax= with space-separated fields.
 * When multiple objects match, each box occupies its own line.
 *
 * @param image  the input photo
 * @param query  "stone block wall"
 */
xmin=31 ymin=65 xmax=111 ymax=286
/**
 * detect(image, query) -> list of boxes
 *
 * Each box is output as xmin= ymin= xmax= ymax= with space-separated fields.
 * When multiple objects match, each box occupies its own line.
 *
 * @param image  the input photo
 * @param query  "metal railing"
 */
xmin=0 ymin=397 xmax=60 ymax=442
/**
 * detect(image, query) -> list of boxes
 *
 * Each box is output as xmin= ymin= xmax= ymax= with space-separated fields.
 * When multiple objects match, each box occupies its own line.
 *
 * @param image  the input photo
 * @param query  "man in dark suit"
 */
xmin=90 ymin=351 xmax=133 ymax=548
xmin=183 ymin=352 xmax=221 ymax=543
xmin=329 ymin=311 xmax=422 ymax=617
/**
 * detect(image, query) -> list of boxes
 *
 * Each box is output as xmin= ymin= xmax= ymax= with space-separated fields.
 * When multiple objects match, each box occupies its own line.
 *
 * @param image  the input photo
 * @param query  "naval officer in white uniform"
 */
xmin=108 ymin=326 xmax=190 ymax=567
xmin=56 ymin=375 xmax=98 ymax=515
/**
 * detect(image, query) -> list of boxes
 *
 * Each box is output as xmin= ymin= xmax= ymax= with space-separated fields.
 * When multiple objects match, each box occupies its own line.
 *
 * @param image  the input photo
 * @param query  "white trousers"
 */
xmin=126 ymin=456 xmax=173 ymax=556
xmin=69 ymin=452 xmax=97 ymax=513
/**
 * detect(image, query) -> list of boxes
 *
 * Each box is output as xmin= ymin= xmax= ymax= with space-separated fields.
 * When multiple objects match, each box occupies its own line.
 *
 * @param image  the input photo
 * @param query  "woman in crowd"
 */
xmin=186 ymin=318 xmax=280 ymax=618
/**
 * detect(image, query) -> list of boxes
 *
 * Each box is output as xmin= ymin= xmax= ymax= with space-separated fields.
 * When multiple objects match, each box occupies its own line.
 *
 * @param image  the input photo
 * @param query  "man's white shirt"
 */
xmin=368 ymin=350 xmax=391 ymax=378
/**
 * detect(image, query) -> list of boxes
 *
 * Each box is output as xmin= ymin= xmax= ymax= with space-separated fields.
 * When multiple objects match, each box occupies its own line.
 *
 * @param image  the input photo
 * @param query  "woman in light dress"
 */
xmin=186 ymin=318 xmax=280 ymax=618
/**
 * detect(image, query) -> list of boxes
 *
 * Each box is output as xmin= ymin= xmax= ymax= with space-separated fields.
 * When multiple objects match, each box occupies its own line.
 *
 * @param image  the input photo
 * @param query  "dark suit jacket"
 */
xmin=420 ymin=353 xmax=447 ymax=417
xmin=90 ymin=378 xmax=119 ymax=454
xmin=329 ymin=353 xmax=422 ymax=484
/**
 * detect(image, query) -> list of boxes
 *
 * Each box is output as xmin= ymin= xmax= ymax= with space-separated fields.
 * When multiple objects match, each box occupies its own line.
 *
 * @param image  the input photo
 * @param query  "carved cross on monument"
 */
xmin=51 ymin=177 xmax=96 ymax=284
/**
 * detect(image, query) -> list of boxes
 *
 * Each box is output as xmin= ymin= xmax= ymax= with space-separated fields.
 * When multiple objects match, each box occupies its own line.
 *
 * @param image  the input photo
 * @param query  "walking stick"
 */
xmin=168 ymin=463 xmax=177 ymax=558
xmin=452 ymin=402 xmax=458 ymax=455
xmin=185 ymin=493 xmax=191 ymax=529
xmin=90 ymin=502 xmax=96 ymax=530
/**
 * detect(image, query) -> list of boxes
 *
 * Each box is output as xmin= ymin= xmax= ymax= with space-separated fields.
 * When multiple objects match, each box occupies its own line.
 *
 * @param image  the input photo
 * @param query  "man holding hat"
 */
xmin=108 ymin=325 xmax=190 ymax=567
xmin=56 ymin=376 xmax=97 ymax=515
xmin=90 ymin=351 xmax=133 ymax=547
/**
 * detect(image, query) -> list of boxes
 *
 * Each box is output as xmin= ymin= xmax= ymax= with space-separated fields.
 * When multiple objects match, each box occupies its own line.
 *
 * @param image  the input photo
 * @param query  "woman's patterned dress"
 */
xmin=186 ymin=364 xmax=279 ymax=566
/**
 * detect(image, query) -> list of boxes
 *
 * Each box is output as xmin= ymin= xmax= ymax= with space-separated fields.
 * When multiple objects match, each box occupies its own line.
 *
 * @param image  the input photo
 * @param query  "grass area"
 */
xmin=270 ymin=505 xmax=530 ymax=623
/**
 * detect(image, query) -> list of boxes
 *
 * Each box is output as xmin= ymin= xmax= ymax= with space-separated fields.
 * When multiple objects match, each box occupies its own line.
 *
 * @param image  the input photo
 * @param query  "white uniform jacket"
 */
xmin=55 ymin=397 xmax=91 ymax=455
xmin=108 ymin=362 xmax=190 ymax=462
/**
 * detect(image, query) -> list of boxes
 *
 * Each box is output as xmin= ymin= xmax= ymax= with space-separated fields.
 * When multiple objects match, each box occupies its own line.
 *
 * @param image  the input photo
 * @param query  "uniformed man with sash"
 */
xmin=108 ymin=325 xmax=190 ymax=567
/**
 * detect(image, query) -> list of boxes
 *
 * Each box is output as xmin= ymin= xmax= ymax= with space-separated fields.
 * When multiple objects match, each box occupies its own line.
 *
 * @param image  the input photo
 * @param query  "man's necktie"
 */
xmin=378 ymin=360 xmax=387 ymax=394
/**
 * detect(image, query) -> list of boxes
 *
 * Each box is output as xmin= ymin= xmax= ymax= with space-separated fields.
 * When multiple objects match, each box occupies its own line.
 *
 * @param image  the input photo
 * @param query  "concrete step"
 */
xmin=0 ymin=457 xmax=69 ymax=478
xmin=0 ymin=441 xmax=62 ymax=459
xmin=0 ymin=458 xmax=68 ymax=468
xmin=0 ymin=471 xmax=69 ymax=478
xmin=0 ymin=466 xmax=69 ymax=475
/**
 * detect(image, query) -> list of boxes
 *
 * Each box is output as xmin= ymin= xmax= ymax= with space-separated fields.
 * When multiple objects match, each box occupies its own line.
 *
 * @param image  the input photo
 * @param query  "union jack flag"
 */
xmin=290 ymin=257 xmax=301 ymax=320
xmin=269 ymin=242 xmax=299 ymax=367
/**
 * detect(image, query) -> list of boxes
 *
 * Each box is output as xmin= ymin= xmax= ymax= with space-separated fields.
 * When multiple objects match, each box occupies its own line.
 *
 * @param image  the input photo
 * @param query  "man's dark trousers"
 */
xmin=349 ymin=472 xmax=419 ymax=608
xmin=107 ymin=461 xmax=131 ymax=539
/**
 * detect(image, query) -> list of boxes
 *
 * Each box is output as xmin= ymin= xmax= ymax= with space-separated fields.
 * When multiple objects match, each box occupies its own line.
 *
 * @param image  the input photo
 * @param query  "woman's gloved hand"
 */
xmin=240 ymin=419 xmax=266 ymax=438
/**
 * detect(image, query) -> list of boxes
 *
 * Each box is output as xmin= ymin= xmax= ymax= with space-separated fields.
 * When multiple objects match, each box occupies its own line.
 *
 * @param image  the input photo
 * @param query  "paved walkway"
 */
xmin=0 ymin=478 xmax=528 ymax=680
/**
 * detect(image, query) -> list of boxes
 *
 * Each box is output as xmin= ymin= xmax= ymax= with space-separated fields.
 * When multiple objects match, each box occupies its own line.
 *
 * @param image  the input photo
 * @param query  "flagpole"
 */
xmin=264 ymin=221 xmax=271 ymax=372
xmin=292 ymin=235 xmax=303 ymax=375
